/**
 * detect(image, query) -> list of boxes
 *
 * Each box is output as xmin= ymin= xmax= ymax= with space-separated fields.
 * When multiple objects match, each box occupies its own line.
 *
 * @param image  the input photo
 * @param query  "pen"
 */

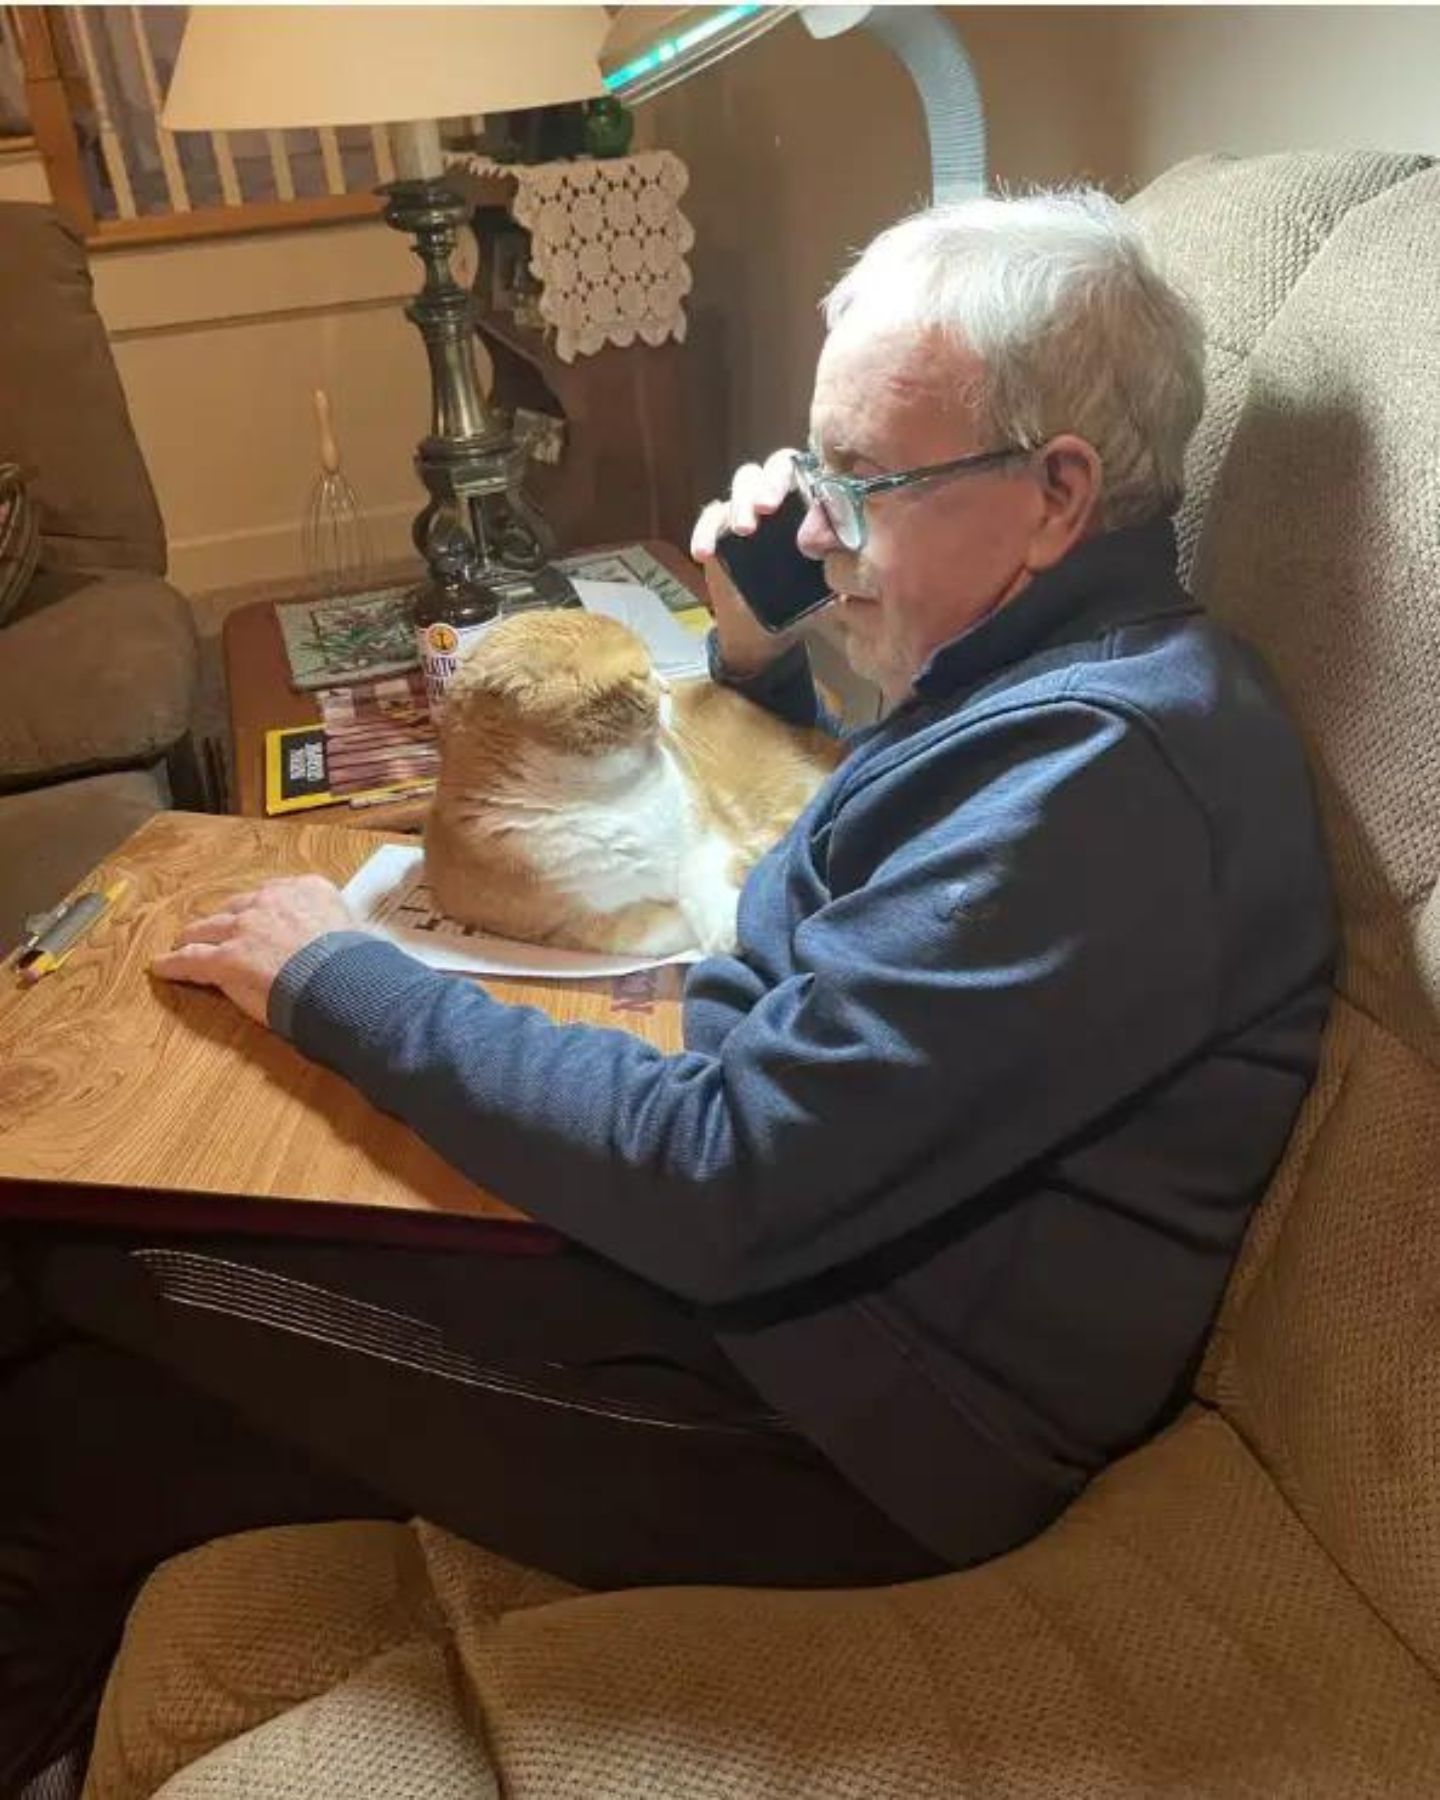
xmin=17 ymin=878 xmax=129 ymax=984
xmin=11 ymin=900 xmax=68 ymax=963
xmin=349 ymin=780 xmax=437 ymax=810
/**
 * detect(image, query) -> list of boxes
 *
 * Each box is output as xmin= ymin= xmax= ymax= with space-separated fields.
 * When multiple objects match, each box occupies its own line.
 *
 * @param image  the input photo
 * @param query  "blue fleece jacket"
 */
xmin=272 ymin=518 xmax=1334 ymax=1566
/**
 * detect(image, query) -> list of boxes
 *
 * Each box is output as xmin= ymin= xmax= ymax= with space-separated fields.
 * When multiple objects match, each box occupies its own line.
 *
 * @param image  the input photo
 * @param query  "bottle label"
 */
xmin=418 ymin=618 xmax=496 ymax=714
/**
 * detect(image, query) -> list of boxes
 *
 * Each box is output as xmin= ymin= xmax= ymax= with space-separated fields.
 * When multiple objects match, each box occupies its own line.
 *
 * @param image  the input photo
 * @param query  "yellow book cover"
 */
xmin=263 ymin=725 xmax=435 ymax=815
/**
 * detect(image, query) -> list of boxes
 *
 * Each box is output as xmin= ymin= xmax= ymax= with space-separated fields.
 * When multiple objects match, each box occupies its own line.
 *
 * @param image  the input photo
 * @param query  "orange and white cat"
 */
xmin=424 ymin=610 xmax=841 ymax=955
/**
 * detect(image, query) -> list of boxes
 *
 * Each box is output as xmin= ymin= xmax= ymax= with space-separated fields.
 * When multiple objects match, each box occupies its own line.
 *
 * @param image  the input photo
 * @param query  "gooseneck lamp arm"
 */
xmin=810 ymin=6 xmax=985 ymax=200
xmin=601 ymin=3 xmax=987 ymax=200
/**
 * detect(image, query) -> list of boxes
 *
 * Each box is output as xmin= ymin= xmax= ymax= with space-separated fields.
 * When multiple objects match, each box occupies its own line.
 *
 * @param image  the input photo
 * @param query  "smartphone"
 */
xmin=714 ymin=491 xmax=834 ymax=634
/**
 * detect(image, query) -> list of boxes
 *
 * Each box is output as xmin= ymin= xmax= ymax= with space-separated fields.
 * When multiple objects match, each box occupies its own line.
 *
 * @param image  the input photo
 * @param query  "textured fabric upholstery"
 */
xmin=82 ymin=150 xmax=1440 ymax=1799
xmin=0 ymin=572 xmax=198 ymax=791
xmin=84 ymin=1524 xmax=446 ymax=1800
xmin=0 ymin=203 xmax=165 ymax=576
xmin=1126 ymin=150 xmax=1431 ymax=577
xmin=1144 ymin=157 xmax=1440 ymax=1676
xmin=85 ymin=1527 xmax=573 ymax=1800
xmin=0 ymin=771 xmax=165 ymax=955
xmin=99 ymin=1416 xmax=1440 ymax=1800
xmin=1203 ymin=1005 xmax=1440 ymax=1679
xmin=0 ymin=204 xmax=198 ymax=951
xmin=152 ymin=1643 xmax=501 ymax=1800
xmin=1190 ymin=165 xmax=1440 ymax=1062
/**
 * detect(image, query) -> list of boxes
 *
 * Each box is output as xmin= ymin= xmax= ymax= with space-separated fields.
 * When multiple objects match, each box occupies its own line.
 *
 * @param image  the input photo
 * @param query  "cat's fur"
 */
xmin=424 ymin=609 xmax=841 ymax=954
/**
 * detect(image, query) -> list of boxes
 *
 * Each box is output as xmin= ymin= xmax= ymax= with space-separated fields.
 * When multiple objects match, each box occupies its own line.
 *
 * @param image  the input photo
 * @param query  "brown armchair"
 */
xmin=0 ymin=202 xmax=199 ymax=954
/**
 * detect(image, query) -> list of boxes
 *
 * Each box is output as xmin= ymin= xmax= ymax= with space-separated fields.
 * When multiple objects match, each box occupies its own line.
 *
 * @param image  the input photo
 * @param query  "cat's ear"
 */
xmin=569 ymin=668 xmax=659 ymax=749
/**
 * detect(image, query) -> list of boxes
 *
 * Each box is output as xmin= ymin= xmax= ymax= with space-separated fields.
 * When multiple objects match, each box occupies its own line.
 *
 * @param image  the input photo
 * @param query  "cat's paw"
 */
xmin=679 ymin=884 xmax=741 ymax=955
xmin=695 ymin=915 xmax=740 ymax=954
xmin=582 ymin=903 xmax=697 ymax=956
xmin=679 ymin=834 xmax=744 ymax=954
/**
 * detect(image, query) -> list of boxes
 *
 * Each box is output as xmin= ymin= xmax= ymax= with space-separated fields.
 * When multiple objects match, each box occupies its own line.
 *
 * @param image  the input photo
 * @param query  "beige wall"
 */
xmin=95 ymin=220 xmax=434 ymax=593
xmin=1115 ymin=6 xmax=1440 ymax=179
xmin=643 ymin=7 xmax=1137 ymax=489
xmin=13 ymin=7 xmax=1440 ymax=598
xmin=4 ymin=146 xmax=437 ymax=594
xmin=645 ymin=3 xmax=1440 ymax=480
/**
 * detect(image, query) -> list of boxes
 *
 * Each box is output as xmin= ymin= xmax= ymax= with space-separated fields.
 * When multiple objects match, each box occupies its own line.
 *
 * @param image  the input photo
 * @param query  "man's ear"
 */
xmin=1024 ymin=434 xmax=1104 ymax=573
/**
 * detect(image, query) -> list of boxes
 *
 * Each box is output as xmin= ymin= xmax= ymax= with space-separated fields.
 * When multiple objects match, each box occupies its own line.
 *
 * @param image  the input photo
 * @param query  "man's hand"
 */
xmin=151 ymin=875 xmax=357 ymax=1025
xmin=691 ymin=447 xmax=808 ymax=678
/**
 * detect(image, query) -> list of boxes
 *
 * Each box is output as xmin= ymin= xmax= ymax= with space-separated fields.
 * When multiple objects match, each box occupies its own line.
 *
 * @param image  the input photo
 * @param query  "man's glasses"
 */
xmin=792 ymin=445 xmax=1031 ymax=553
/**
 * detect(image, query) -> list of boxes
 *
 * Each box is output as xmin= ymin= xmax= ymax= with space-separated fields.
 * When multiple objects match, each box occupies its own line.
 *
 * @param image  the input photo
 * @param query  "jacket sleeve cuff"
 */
xmin=268 ymin=929 xmax=379 ymax=1041
xmin=706 ymin=629 xmax=833 ymax=732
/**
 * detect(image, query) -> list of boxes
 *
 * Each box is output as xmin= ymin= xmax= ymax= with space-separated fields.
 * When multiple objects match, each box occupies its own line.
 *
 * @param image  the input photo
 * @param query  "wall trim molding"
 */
xmin=93 ymin=217 xmax=442 ymax=337
xmin=171 ymin=499 xmax=418 ymax=596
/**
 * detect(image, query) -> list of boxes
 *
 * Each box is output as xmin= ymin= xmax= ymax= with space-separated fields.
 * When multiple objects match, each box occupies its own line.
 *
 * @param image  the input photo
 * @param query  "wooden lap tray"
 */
xmin=0 ymin=813 xmax=682 ymax=1247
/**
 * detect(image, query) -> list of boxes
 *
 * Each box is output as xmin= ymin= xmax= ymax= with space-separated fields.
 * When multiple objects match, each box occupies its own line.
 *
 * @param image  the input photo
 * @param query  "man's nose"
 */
xmin=796 ymin=494 xmax=840 ymax=560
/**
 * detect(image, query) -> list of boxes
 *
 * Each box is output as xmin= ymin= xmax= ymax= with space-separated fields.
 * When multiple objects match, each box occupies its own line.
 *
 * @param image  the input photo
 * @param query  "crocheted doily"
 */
xmin=456 ymin=150 xmax=694 ymax=363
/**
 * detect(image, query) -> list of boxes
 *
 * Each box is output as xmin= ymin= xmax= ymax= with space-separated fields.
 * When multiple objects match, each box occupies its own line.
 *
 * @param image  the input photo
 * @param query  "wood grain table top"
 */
xmin=0 ymin=813 xmax=683 ymax=1243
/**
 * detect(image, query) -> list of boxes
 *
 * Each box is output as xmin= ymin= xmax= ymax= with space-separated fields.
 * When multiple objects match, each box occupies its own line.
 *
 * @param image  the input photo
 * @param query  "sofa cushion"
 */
xmin=1182 ymin=162 xmax=1440 ymax=1063
xmin=0 ymin=769 xmax=165 ymax=955
xmin=1128 ymin=150 xmax=1432 ymax=580
xmin=84 ymin=1526 xmax=575 ymax=1800
xmin=0 ymin=203 xmax=166 ymax=576
xmin=0 ymin=462 xmax=39 ymax=626
xmin=82 ymin=1523 xmax=445 ymax=1800
xmin=151 ymin=1642 xmax=502 ymax=1800
xmin=1200 ymin=1000 xmax=1440 ymax=1682
xmin=88 ymin=1413 xmax=1440 ymax=1800
xmin=1130 ymin=155 xmax=1440 ymax=1673
xmin=0 ymin=571 xmax=197 ymax=792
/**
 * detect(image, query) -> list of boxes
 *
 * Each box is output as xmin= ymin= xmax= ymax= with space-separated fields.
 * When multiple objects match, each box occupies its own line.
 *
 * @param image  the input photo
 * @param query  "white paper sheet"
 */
xmin=342 ymin=845 xmax=702 ymax=979
xmin=572 ymin=578 xmax=709 ymax=678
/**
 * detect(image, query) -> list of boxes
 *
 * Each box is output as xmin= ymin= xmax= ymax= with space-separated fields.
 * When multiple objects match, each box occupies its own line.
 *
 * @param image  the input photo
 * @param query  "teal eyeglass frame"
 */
xmin=792 ymin=445 xmax=1031 ymax=552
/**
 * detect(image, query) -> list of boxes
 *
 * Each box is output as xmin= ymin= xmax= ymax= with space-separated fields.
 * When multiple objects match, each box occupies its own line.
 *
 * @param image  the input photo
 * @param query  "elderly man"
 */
xmin=3 ymin=190 xmax=1333 ymax=1792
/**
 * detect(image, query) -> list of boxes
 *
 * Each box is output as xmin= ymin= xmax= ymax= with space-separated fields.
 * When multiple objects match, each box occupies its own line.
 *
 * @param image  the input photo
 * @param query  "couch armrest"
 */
xmin=0 ymin=571 xmax=197 ymax=789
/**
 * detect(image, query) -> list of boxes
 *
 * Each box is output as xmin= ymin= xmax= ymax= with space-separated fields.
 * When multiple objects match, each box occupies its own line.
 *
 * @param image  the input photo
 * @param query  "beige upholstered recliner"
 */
xmin=82 ymin=149 xmax=1440 ymax=1799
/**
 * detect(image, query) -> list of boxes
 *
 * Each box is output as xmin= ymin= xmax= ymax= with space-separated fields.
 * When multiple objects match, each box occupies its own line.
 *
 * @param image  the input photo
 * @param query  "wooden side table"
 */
xmin=222 ymin=541 xmax=706 ymax=830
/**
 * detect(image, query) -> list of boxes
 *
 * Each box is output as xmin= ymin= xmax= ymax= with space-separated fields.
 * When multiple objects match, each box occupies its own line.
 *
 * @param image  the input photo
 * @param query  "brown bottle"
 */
xmin=412 ymin=528 xmax=501 ymax=719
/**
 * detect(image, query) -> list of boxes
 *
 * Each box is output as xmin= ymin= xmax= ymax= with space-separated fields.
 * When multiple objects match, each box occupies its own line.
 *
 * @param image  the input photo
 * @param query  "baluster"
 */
xmin=370 ymin=122 xmax=395 ymax=184
xmin=211 ymin=129 xmax=241 ymax=206
xmin=128 ymin=4 xmax=189 ymax=213
xmin=67 ymin=4 xmax=137 ymax=218
xmin=318 ymin=124 xmax=345 ymax=195
xmin=266 ymin=126 xmax=295 ymax=200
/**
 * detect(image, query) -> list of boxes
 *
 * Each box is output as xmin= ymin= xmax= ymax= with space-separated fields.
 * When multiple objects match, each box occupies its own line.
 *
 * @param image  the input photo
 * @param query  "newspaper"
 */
xmin=343 ymin=845 xmax=702 ymax=979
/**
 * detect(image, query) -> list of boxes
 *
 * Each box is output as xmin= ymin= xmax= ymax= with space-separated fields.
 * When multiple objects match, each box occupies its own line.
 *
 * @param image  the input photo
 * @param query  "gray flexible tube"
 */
xmin=859 ymin=5 xmax=986 ymax=201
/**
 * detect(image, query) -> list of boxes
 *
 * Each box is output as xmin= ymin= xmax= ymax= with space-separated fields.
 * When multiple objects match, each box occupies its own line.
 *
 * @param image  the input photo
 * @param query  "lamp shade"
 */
xmin=162 ymin=5 xmax=608 ymax=132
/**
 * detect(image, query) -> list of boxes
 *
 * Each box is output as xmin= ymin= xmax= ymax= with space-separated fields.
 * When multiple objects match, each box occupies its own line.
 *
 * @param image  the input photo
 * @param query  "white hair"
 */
xmin=823 ymin=188 xmax=1204 ymax=529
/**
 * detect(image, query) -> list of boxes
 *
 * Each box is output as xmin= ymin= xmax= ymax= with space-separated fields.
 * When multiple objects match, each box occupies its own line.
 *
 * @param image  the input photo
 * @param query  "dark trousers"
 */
xmin=0 ymin=1230 xmax=941 ymax=1792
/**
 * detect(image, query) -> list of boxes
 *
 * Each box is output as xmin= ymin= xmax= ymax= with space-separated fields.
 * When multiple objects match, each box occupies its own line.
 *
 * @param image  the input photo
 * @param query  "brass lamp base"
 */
xmin=380 ymin=174 xmax=564 ymax=606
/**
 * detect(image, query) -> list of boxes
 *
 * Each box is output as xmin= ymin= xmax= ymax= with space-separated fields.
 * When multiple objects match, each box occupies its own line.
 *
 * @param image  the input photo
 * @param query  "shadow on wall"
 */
xmin=1194 ymin=387 xmax=1440 ymax=1064
xmin=642 ymin=6 xmax=1140 ymax=478
xmin=643 ymin=12 xmax=930 ymax=469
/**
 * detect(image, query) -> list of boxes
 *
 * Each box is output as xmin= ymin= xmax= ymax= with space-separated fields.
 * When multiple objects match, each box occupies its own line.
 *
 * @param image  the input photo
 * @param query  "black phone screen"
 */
xmin=714 ymin=492 xmax=833 ymax=634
